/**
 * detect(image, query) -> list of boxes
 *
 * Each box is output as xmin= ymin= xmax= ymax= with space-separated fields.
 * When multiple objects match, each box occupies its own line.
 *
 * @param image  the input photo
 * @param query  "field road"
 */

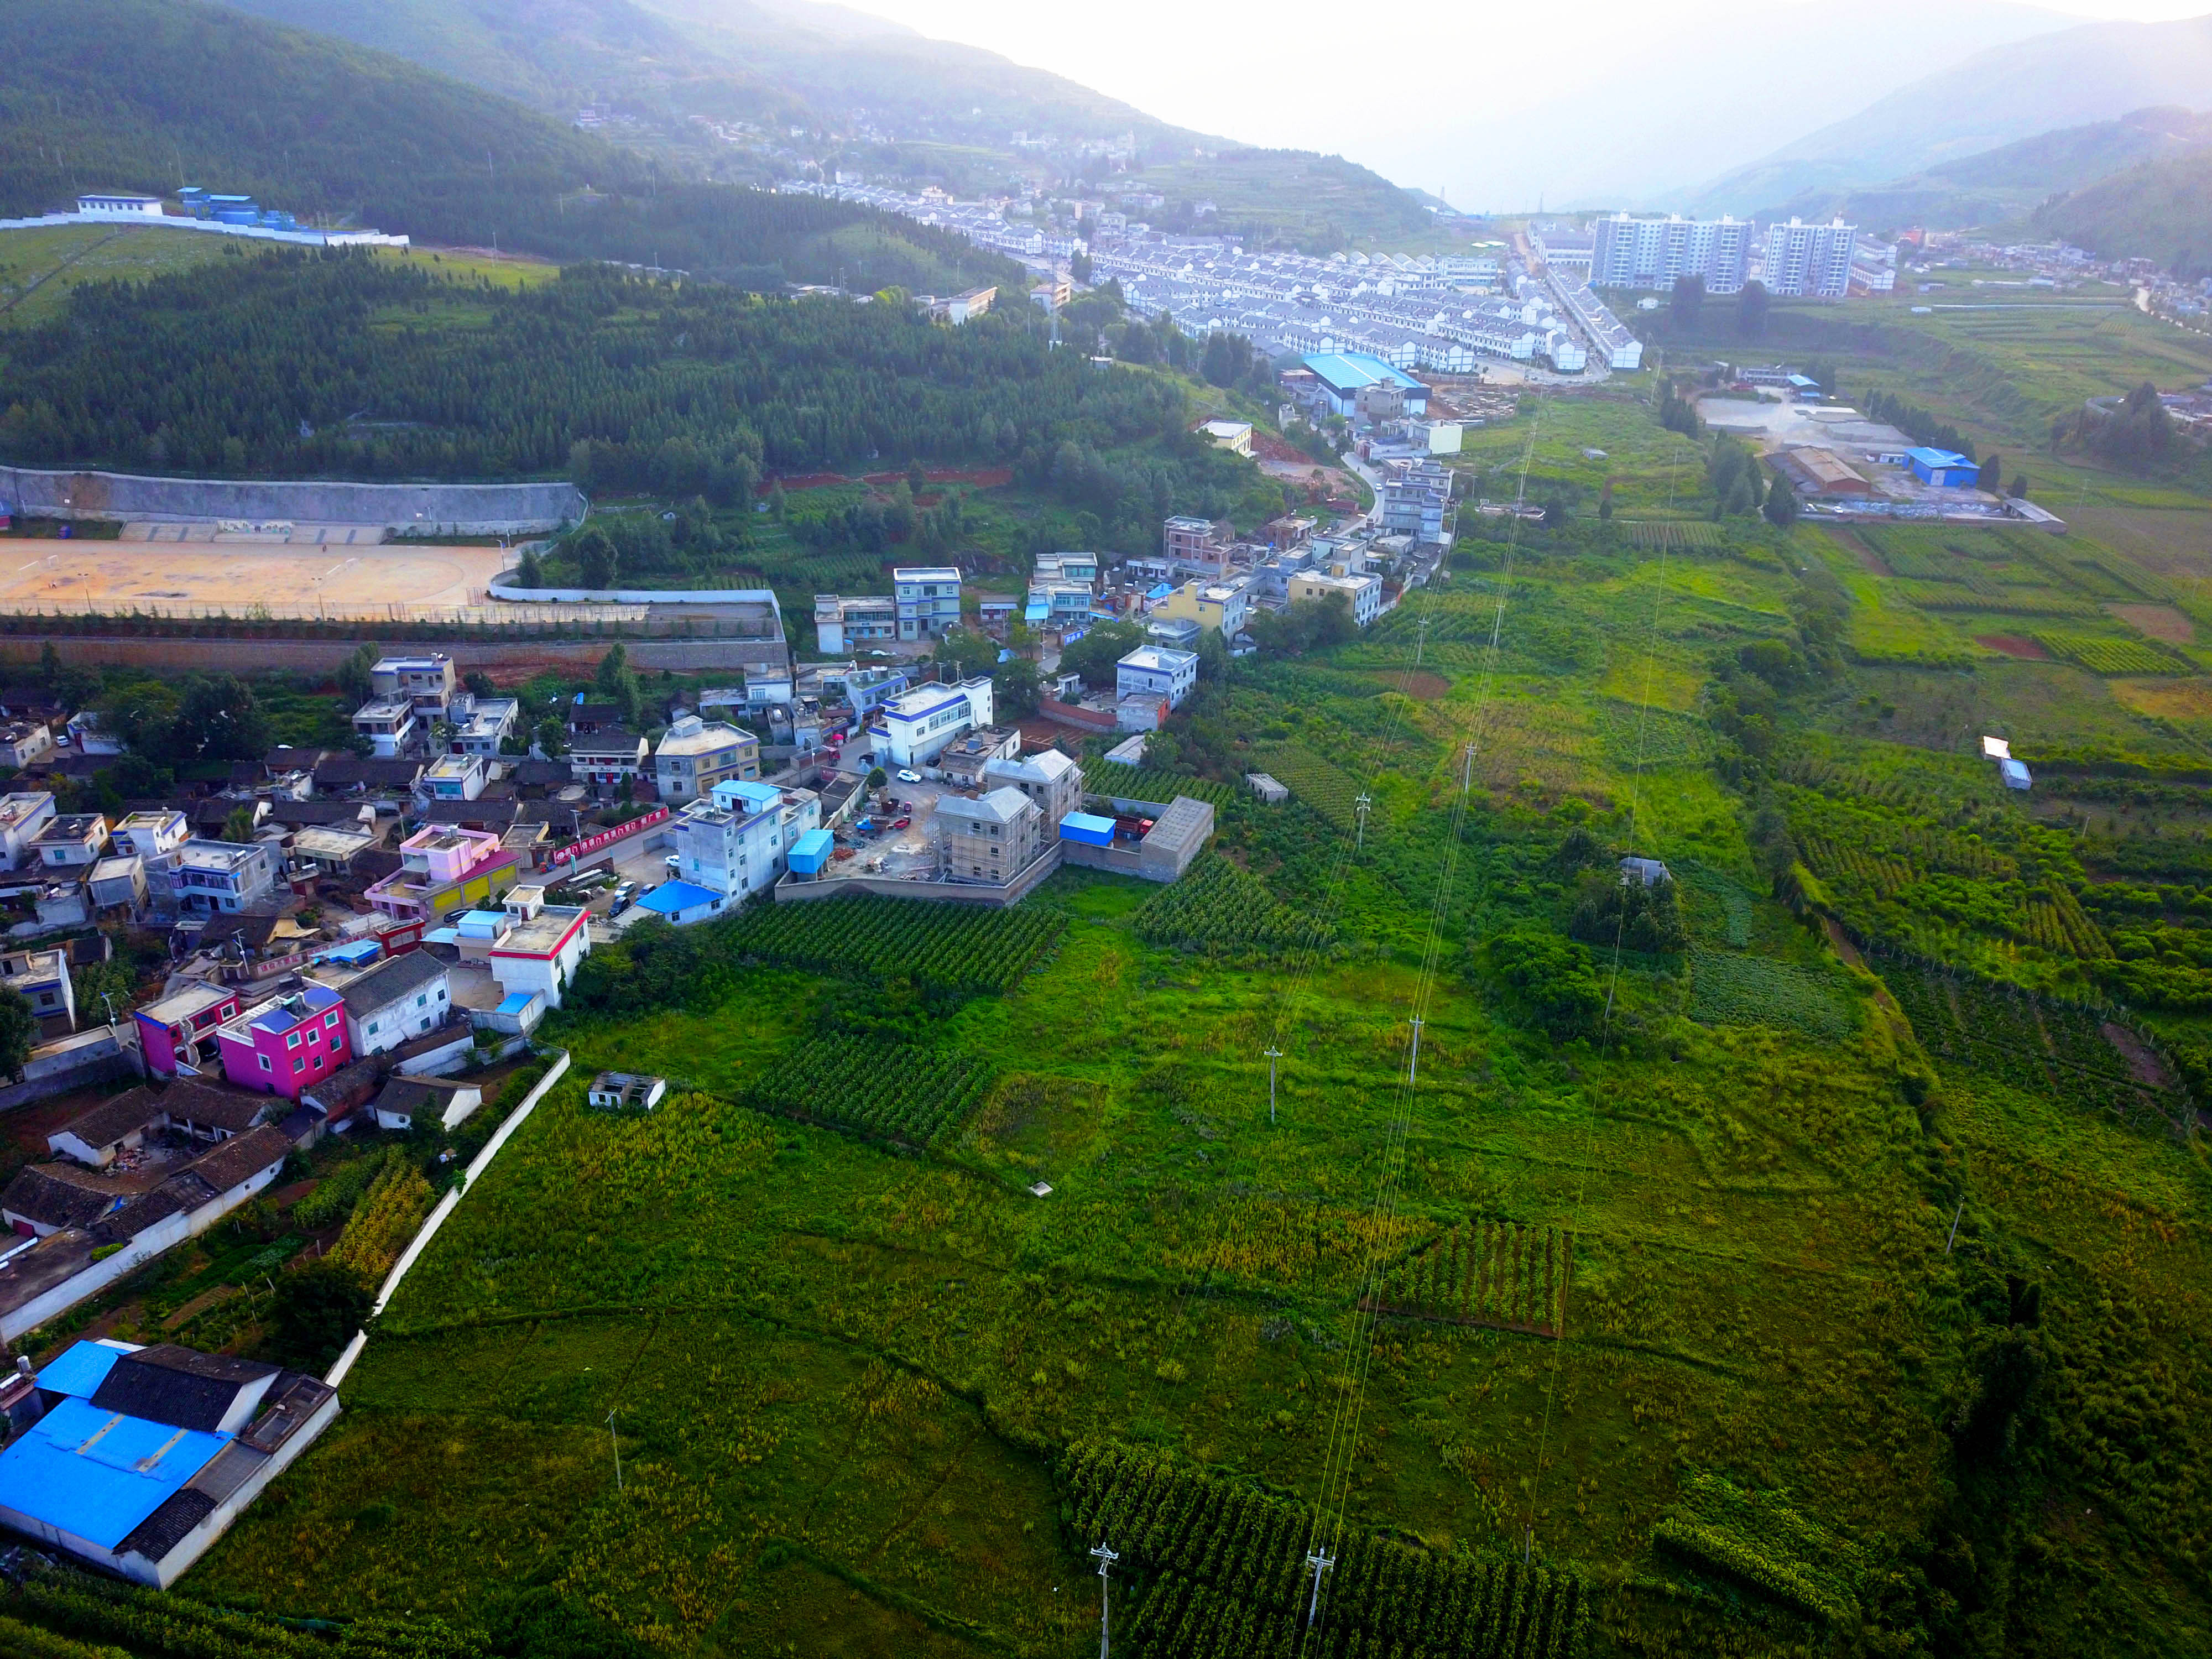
xmin=0 ymin=536 xmax=514 ymax=618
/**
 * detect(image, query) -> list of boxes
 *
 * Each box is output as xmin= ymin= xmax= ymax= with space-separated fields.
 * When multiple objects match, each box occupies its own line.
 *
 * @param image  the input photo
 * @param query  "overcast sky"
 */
xmin=851 ymin=0 xmax=2212 ymax=206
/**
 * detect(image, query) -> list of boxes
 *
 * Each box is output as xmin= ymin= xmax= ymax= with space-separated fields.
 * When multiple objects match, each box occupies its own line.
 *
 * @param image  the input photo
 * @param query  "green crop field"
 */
xmin=19 ymin=358 xmax=2212 ymax=1659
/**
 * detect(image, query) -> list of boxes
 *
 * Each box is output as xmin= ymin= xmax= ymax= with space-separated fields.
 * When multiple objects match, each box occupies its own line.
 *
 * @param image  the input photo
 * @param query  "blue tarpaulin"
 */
xmin=1059 ymin=811 xmax=1116 ymax=848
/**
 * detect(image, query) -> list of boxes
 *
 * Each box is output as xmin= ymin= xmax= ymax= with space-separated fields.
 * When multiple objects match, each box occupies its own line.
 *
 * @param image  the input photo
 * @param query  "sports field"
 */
xmin=0 ymin=534 xmax=512 ymax=618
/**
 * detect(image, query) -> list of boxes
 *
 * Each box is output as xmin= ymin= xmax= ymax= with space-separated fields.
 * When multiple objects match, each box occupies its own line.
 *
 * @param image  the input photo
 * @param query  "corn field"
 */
xmin=1061 ymin=1443 xmax=1585 ymax=1659
xmin=1134 ymin=854 xmax=1336 ymax=959
xmin=1362 ymin=1219 xmax=1572 ymax=1337
xmin=721 ymin=895 xmax=1064 ymax=993
xmin=735 ymin=1035 xmax=990 ymax=1147
xmin=2034 ymin=633 xmax=2190 ymax=676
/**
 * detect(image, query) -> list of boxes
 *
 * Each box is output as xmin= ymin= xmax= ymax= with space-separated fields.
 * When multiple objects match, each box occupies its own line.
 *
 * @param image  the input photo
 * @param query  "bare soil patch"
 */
xmin=1829 ymin=528 xmax=1892 ymax=576
xmin=2108 ymin=603 xmax=2195 ymax=644
xmin=2103 ymin=1021 xmax=2179 ymax=1091
xmin=1976 ymin=634 xmax=2050 ymax=659
xmin=1390 ymin=670 xmax=1453 ymax=700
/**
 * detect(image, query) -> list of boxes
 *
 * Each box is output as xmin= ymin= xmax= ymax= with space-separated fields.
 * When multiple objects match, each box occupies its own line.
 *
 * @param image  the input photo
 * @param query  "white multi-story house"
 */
xmin=1117 ymin=646 xmax=1199 ymax=710
xmin=337 ymin=950 xmax=452 ymax=1057
xmin=1588 ymin=213 xmax=1753 ymax=295
xmin=670 ymin=787 xmax=787 ymax=899
xmin=871 ymin=677 xmax=994 ymax=768
xmin=891 ymin=566 xmax=963 ymax=640
xmin=449 ymin=694 xmax=519 ymax=758
xmin=174 ymin=840 xmax=278 ymax=915
xmin=370 ymin=654 xmax=457 ymax=719
xmin=352 ymin=697 xmax=418 ymax=759
xmin=0 ymin=793 xmax=55 ymax=872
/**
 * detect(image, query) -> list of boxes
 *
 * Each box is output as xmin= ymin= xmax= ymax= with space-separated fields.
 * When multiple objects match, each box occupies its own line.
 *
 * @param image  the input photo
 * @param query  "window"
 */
xmin=416 ymin=994 xmax=427 ymax=1007
xmin=293 ymin=1055 xmax=305 ymax=1073
xmin=258 ymin=1055 xmax=272 ymax=1072
xmin=286 ymin=1031 xmax=300 ymax=1050
xmin=326 ymin=1011 xmax=341 ymax=1029
xmin=367 ymin=1019 xmax=380 ymax=1035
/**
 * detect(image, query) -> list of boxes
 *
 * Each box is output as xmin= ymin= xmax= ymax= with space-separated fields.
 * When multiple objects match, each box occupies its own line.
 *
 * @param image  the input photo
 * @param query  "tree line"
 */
xmin=0 ymin=255 xmax=1193 ymax=481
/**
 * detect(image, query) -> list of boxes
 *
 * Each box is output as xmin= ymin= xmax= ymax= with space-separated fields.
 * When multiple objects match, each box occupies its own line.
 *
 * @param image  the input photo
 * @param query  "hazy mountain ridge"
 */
xmin=1749 ymin=105 xmax=2212 ymax=232
xmin=1684 ymin=13 xmax=2212 ymax=216
xmin=217 ymin=0 xmax=1212 ymax=168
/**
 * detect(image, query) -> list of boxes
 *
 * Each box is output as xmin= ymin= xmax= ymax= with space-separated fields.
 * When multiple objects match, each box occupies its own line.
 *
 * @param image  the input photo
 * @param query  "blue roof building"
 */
xmin=634 ymin=879 xmax=728 ymax=927
xmin=1905 ymin=447 xmax=1981 ymax=488
xmin=1301 ymin=352 xmax=1428 ymax=418
xmin=0 ymin=1339 xmax=338 ymax=1587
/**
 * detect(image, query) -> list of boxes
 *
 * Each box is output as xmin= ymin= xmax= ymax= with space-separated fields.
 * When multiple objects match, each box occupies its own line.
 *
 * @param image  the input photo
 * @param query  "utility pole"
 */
xmin=1302 ymin=1547 xmax=1335 ymax=1632
xmin=607 ymin=1410 xmax=623 ymax=1492
xmin=1946 ymin=1199 xmax=1965 ymax=1253
xmin=1353 ymin=791 xmax=1372 ymax=852
xmin=1407 ymin=1016 xmax=1425 ymax=1084
xmin=1413 ymin=615 xmax=1429 ymax=667
xmin=1089 ymin=1542 xmax=1118 ymax=1659
xmin=1264 ymin=1047 xmax=1282 ymax=1125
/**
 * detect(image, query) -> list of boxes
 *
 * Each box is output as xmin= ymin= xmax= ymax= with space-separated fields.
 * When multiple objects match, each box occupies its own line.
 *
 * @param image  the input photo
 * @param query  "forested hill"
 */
xmin=0 ymin=0 xmax=1016 ymax=291
xmin=0 ymin=253 xmax=1185 ymax=486
xmin=2034 ymin=147 xmax=2212 ymax=276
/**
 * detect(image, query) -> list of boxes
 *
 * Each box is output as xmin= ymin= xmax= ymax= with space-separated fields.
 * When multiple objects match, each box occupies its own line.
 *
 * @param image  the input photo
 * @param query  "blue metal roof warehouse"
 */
xmin=1301 ymin=352 xmax=1428 ymax=417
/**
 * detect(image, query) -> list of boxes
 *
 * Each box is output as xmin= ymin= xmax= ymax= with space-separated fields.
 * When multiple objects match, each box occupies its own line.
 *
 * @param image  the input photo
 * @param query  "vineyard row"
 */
xmin=1363 ymin=1221 xmax=1572 ymax=1337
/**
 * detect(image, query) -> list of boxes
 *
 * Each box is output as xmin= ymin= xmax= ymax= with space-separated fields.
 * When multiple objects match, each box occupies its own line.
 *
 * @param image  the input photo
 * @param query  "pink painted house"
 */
xmin=365 ymin=826 xmax=519 ymax=925
xmin=215 ymin=984 xmax=352 ymax=1099
xmin=133 ymin=982 xmax=246 ymax=1078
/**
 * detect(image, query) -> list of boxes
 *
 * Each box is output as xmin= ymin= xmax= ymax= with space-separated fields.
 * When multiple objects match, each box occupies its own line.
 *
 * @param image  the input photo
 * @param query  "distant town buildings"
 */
xmin=1761 ymin=218 xmax=1858 ymax=299
xmin=1587 ymin=213 xmax=1753 ymax=295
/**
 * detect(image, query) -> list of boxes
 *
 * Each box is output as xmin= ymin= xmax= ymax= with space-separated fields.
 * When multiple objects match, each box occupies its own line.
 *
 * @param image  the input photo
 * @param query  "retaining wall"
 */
xmin=0 ymin=466 xmax=583 ymax=533
xmin=774 ymin=845 xmax=1064 ymax=908
xmin=0 ymin=637 xmax=786 ymax=676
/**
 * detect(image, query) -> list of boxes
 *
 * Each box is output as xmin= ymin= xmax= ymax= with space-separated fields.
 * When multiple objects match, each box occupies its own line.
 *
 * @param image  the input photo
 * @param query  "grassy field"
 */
xmin=128 ymin=398 xmax=2210 ymax=1657
xmin=0 ymin=224 xmax=558 ymax=332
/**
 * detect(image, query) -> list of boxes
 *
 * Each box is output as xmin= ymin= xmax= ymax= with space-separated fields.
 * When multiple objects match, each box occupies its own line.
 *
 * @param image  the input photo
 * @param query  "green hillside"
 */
xmin=2036 ymin=145 xmax=2212 ymax=276
xmin=0 ymin=0 xmax=1016 ymax=290
xmin=1117 ymin=149 xmax=1443 ymax=252
xmin=219 ymin=0 xmax=1215 ymax=178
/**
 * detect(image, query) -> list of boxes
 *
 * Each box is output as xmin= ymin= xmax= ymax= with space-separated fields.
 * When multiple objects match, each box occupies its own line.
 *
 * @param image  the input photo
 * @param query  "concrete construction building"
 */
xmin=1290 ymin=571 xmax=1383 ymax=627
xmin=653 ymin=716 xmax=762 ymax=803
xmin=1761 ymin=218 xmax=1856 ymax=299
xmin=939 ymin=787 xmax=1045 ymax=884
xmin=814 ymin=593 xmax=899 ymax=654
xmin=1381 ymin=458 xmax=1455 ymax=545
xmin=1589 ymin=213 xmax=1752 ymax=295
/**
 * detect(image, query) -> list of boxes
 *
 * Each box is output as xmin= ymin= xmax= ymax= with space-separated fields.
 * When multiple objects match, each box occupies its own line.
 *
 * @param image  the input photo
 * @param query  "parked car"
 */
xmin=665 ymin=853 xmax=681 ymax=874
xmin=896 ymin=768 xmax=921 ymax=784
xmin=609 ymin=881 xmax=638 ymax=915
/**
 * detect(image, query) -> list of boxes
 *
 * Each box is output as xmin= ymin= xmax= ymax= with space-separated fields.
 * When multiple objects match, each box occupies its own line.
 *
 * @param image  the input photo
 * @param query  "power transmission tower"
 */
xmin=1302 ymin=1547 xmax=1335 ymax=1631
xmin=1264 ymin=1047 xmax=1282 ymax=1124
xmin=1414 ymin=615 xmax=1430 ymax=667
xmin=1090 ymin=1542 xmax=1119 ymax=1659
xmin=1407 ymin=1016 xmax=1425 ymax=1084
xmin=1353 ymin=791 xmax=1373 ymax=851
xmin=607 ymin=1410 xmax=623 ymax=1492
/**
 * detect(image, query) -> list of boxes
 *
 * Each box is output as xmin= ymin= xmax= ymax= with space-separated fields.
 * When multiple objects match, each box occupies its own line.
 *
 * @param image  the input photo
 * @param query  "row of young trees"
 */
xmin=0 ymin=255 xmax=1192 ymax=482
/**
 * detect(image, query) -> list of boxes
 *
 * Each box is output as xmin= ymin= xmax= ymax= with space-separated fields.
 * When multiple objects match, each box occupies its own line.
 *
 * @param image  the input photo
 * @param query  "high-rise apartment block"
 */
xmin=1760 ymin=218 xmax=1856 ymax=299
xmin=1589 ymin=214 xmax=1752 ymax=295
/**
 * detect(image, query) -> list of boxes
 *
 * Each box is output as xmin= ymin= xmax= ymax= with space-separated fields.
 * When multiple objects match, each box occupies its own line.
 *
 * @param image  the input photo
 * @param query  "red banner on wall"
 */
xmin=547 ymin=806 xmax=669 ymax=868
